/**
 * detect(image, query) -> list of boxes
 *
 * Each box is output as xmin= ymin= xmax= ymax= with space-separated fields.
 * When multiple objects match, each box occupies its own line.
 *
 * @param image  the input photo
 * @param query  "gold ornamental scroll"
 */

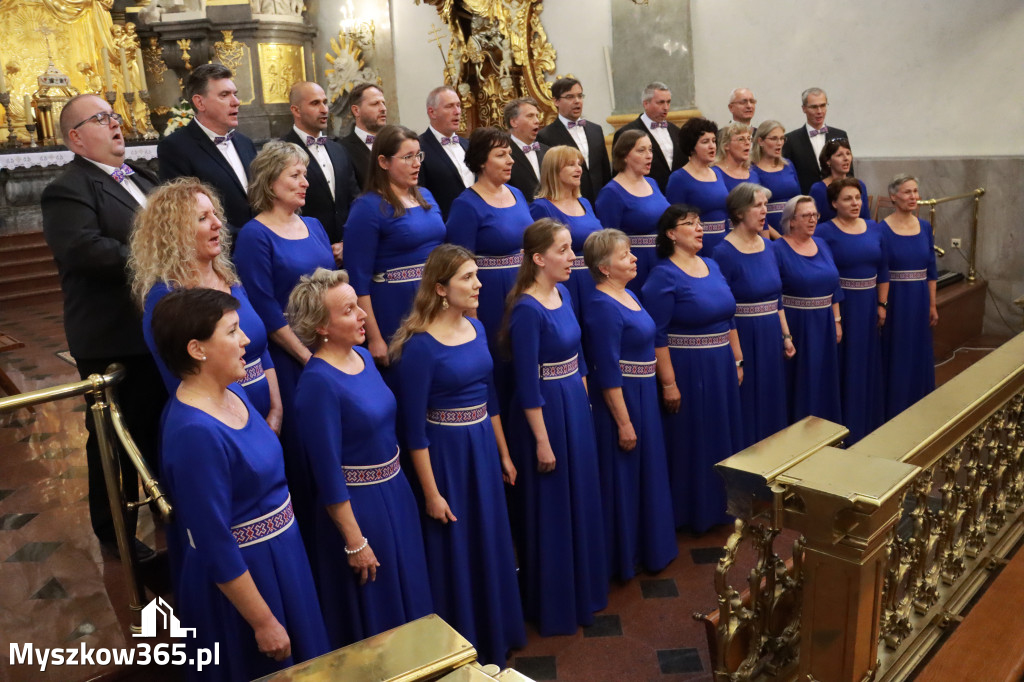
xmin=0 ymin=0 xmax=152 ymax=142
xmin=257 ymin=43 xmax=304 ymax=104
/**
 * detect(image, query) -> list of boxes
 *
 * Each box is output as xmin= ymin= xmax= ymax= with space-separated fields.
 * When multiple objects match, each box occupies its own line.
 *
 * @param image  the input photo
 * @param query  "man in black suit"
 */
xmin=782 ymin=87 xmax=852 ymax=193
xmin=612 ymin=81 xmax=682 ymax=192
xmin=418 ymin=85 xmax=474 ymax=219
xmin=338 ymin=82 xmax=387 ymax=189
xmin=504 ymin=97 xmax=547 ymax=201
xmin=283 ymin=81 xmax=360 ymax=264
xmin=42 ymin=94 xmax=166 ymax=560
xmin=537 ymin=77 xmax=611 ymax=203
xmin=158 ymin=63 xmax=258 ymax=242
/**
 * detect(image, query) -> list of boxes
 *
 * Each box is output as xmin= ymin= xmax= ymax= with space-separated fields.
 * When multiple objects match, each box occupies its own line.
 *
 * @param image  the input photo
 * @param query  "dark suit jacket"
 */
xmin=158 ymin=119 xmax=258 ymax=239
xmin=41 ymin=155 xmax=156 ymax=359
xmin=508 ymin=141 xmax=548 ymax=202
xmin=782 ymin=124 xmax=852 ymax=194
xmin=612 ymin=116 xmax=683 ymax=193
xmin=418 ymin=129 xmax=471 ymax=220
xmin=282 ymin=129 xmax=361 ymax=244
xmin=537 ymin=118 xmax=611 ymax=204
xmin=338 ymin=130 xmax=372 ymax=190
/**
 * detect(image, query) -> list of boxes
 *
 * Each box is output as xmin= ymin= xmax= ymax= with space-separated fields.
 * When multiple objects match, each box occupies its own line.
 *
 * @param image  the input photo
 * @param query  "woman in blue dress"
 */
xmin=712 ymin=184 xmax=795 ymax=448
xmin=530 ymin=145 xmax=605 ymax=317
xmin=390 ymin=245 xmax=526 ymax=665
xmin=344 ymin=125 xmax=447 ymax=365
xmin=880 ymin=174 xmax=938 ymax=418
xmin=152 ymin=288 xmax=328 ymax=682
xmin=816 ymin=178 xmax=889 ymax=444
xmin=504 ymin=218 xmax=608 ymax=635
xmin=287 ymin=268 xmax=432 ymax=648
xmin=642 ymin=205 xmax=744 ymax=532
xmin=713 ymin=123 xmax=761 ymax=194
xmin=130 ymin=178 xmax=281 ymax=426
xmin=594 ymin=130 xmax=670 ymax=294
xmin=666 ymin=118 xmax=730 ymax=255
xmin=752 ymin=120 xmax=800 ymax=236
xmin=582 ymin=229 xmax=677 ymax=580
xmin=808 ymin=138 xmax=871 ymax=224
xmin=774 ymin=196 xmax=844 ymax=424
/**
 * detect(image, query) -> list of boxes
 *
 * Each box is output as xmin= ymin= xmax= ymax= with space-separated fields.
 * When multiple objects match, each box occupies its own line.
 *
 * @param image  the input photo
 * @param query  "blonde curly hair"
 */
xmin=128 ymin=177 xmax=238 ymax=307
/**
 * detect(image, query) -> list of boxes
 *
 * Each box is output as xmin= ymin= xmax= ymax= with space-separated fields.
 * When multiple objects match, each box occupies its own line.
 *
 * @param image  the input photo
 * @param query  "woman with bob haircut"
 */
xmin=389 ymin=244 xmax=526 ymax=665
xmin=287 ymin=267 xmax=431 ymax=648
xmin=343 ymin=124 xmax=446 ymax=365
xmin=582 ymin=228 xmax=677 ymax=580
xmin=503 ymin=218 xmax=608 ymax=636
xmin=809 ymin=138 xmax=870 ymax=223
xmin=153 ymin=287 xmax=328 ymax=681
xmin=665 ymin=118 xmax=730 ymax=255
xmin=713 ymin=122 xmax=761 ymax=193
xmin=752 ymin=120 xmax=799 ymax=235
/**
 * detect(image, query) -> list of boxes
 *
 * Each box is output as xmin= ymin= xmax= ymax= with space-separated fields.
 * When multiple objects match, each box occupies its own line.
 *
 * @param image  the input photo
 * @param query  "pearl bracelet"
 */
xmin=344 ymin=537 xmax=368 ymax=555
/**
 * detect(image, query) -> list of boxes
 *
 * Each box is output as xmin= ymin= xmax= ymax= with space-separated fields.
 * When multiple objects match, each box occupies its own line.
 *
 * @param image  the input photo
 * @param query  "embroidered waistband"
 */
xmin=372 ymin=264 xmax=425 ymax=283
xmin=629 ymin=234 xmax=657 ymax=247
xmin=343 ymin=449 xmax=401 ymax=486
xmin=240 ymin=357 xmax=265 ymax=387
xmin=839 ymin=275 xmax=878 ymax=290
xmin=889 ymin=269 xmax=927 ymax=282
xmin=571 ymin=256 xmax=587 ymax=270
xmin=620 ymin=359 xmax=656 ymax=377
xmin=476 ymin=253 xmax=523 ymax=269
xmin=702 ymin=220 xmax=727 ymax=234
xmin=427 ymin=403 xmax=488 ymax=425
xmin=667 ymin=331 xmax=730 ymax=349
xmin=735 ymin=300 xmax=779 ymax=317
xmin=540 ymin=354 xmax=579 ymax=380
xmin=766 ymin=201 xmax=787 ymax=213
xmin=231 ymin=495 xmax=294 ymax=548
xmin=782 ymin=294 xmax=833 ymax=309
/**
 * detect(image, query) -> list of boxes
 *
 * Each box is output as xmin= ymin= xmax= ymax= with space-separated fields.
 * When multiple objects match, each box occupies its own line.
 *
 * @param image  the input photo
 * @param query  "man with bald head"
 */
xmin=41 ymin=93 xmax=166 ymax=561
xmin=727 ymin=88 xmax=757 ymax=129
xmin=282 ymin=81 xmax=360 ymax=263
xmin=338 ymin=82 xmax=387 ymax=189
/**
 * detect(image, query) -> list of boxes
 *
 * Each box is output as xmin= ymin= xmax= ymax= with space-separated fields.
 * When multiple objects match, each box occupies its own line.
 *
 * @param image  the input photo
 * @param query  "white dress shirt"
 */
xmin=86 ymin=158 xmax=147 ymax=207
xmin=806 ymin=122 xmax=827 ymax=163
xmin=641 ymin=112 xmax=673 ymax=162
xmin=194 ymin=118 xmax=248 ymax=190
xmin=511 ymin=134 xmax=540 ymax=178
xmin=429 ymin=126 xmax=475 ymax=188
xmin=295 ymin=125 xmax=335 ymax=199
xmin=559 ymin=114 xmax=590 ymax=161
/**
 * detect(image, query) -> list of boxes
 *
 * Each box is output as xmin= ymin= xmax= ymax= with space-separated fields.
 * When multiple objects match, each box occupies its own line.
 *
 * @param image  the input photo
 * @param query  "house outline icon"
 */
xmin=133 ymin=597 xmax=198 ymax=638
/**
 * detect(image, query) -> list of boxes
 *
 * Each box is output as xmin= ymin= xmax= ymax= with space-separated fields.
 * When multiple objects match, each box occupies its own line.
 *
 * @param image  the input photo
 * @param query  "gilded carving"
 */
xmin=177 ymin=38 xmax=192 ymax=72
xmin=257 ymin=43 xmax=304 ymax=104
xmin=143 ymin=37 xmax=167 ymax=86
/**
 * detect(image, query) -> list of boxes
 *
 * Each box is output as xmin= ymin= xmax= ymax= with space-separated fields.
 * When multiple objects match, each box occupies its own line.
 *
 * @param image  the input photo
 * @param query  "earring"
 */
xmin=441 ymin=296 xmax=449 ymax=311
xmin=322 ymin=335 xmax=329 ymax=345
xmin=201 ymin=355 xmax=207 ymax=361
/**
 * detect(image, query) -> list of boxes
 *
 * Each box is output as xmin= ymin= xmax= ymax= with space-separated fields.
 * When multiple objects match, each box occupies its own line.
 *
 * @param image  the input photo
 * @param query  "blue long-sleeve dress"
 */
xmin=773 ymin=237 xmax=843 ymax=424
xmin=755 ymin=163 xmax=801 ymax=233
xmin=394 ymin=318 xmax=526 ymax=665
xmin=344 ymin=190 xmax=447 ymax=343
xmin=292 ymin=348 xmax=432 ymax=649
xmin=160 ymin=386 xmax=329 ymax=682
xmin=665 ymin=168 xmax=730 ymax=256
xmin=879 ymin=219 xmax=938 ymax=418
xmin=641 ymin=258 xmax=742 ymax=532
xmin=712 ymin=238 xmax=788 ymax=447
xmin=508 ymin=285 xmax=608 ymax=635
xmin=817 ymin=221 xmax=889 ymax=444
xmin=529 ymin=197 xmax=604 ymax=319
xmin=584 ymin=290 xmax=677 ymax=580
xmin=594 ymin=178 xmax=670 ymax=293
xmin=810 ymin=179 xmax=871 ymax=223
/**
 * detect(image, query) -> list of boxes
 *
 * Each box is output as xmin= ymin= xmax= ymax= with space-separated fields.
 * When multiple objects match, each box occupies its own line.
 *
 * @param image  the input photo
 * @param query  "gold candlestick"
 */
xmin=0 ymin=92 xmax=17 ymax=148
xmin=138 ymin=89 xmax=157 ymax=140
xmin=123 ymin=90 xmax=141 ymax=141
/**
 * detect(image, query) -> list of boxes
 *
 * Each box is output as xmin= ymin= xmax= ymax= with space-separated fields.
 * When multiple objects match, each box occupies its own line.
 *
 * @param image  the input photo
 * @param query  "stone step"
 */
xmin=0 ymin=231 xmax=48 ymax=249
xmin=0 ymin=284 xmax=63 ymax=308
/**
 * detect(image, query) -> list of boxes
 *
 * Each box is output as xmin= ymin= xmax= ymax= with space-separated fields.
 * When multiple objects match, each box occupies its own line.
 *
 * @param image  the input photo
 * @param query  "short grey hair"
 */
xmin=728 ymin=87 xmax=750 ymax=104
xmin=503 ymin=97 xmax=539 ymax=128
xmin=888 ymin=173 xmax=919 ymax=197
xmin=286 ymin=268 xmax=350 ymax=348
xmin=642 ymin=82 xmax=670 ymax=104
xmin=780 ymin=195 xmax=814 ymax=233
xmin=727 ymin=182 xmax=772 ymax=224
xmin=426 ymin=85 xmax=457 ymax=111
xmin=583 ymin=229 xmax=630 ymax=282
xmin=801 ymin=87 xmax=827 ymax=106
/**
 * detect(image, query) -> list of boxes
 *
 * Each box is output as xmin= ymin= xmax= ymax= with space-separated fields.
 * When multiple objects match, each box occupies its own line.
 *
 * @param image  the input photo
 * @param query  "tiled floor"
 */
xmin=0 ymin=298 xmax=1011 ymax=682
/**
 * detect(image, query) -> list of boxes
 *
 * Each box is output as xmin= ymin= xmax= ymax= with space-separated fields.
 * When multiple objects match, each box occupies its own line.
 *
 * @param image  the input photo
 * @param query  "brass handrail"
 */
xmin=918 ymin=187 xmax=986 ymax=282
xmin=0 ymin=364 xmax=173 ymax=632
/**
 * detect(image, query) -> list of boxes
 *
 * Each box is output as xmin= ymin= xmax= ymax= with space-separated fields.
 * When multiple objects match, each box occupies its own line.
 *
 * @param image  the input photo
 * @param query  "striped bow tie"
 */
xmin=441 ymin=134 xmax=460 ymax=146
xmin=522 ymin=142 xmax=540 ymax=153
xmin=808 ymin=126 xmax=828 ymax=137
xmin=567 ymin=119 xmax=586 ymax=129
xmin=110 ymin=163 xmax=135 ymax=183
xmin=306 ymin=135 xmax=327 ymax=146
xmin=213 ymin=129 xmax=236 ymax=145
xmin=649 ymin=120 xmax=668 ymax=129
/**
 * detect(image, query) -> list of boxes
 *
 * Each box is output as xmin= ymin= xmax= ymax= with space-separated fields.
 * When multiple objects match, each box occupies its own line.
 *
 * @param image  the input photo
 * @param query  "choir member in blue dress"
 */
xmin=503 ymin=218 xmax=608 ymax=635
xmin=642 ymin=205 xmax=744 ymax=532
xmin=713 ymin=123 xmax=761 ymax=194
xmin=345 ymin=125 xmax=447 ymax=364
xmin=809 ymin=139 xmax=871 ymax=224
xmin=389 ymin=245 xmax=526 ymax=665
xmin=530 ymin=145 xmax=605 ymax=319
xmin=152 ymin=288 xmax=328 ymax=681
xmin=713 ymin=184 xmax=795 ymax=448
xmin=816 ymin=178 xmax=889 ymax=444
xmin=752 ymin=120 xmax=800 ymax=237
xmin=880 ymin=174 xmax=938 ymax=418
xmin=774 ymin=196 xmax=844 ymax=424
xmin=666 ymin=118 xmax=730 ymax=255
xmin=447 ymin=127 xmax=534 ymax=408
xmin=130 ymin=178 xmax=282 ymax=426
xmin=594 ymin=130 xmax=671 ymax=295
xmin=582 ymin=229 xmax=677 ymax=579
xmin=287 ymin=268 xmax=432 ymax=648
